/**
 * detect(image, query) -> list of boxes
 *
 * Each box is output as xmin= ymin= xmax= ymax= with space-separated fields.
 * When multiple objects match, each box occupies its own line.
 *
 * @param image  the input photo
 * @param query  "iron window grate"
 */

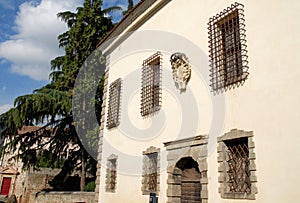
xmin=142 ymin=147 xmax=160 ymax=195
xmin=141 ymin=52 xmax=162 ymax=116
xmin=147 ymin=153 xmax=158 ymax=192
xmin=106 ymin=157 xmax=117 ymax=192
xmin=224 ymin=137 xmax=251 ymax=194
xmin=108 ymin=160 xmax=117 ymax=191
xmin=107 ymin=78 xmax=122 ymax=129
xmin=208 ymin=2 xmax=249 ymax=93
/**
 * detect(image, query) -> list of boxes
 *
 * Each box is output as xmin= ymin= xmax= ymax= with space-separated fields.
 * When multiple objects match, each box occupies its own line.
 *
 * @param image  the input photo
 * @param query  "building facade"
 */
xmin=95 ymin=0 xmax=300 ymax=203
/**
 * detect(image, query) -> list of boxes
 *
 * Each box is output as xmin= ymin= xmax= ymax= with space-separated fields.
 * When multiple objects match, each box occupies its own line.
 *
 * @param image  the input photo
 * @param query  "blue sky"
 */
xmin=0 ymin=0 xmax=138 ymax=114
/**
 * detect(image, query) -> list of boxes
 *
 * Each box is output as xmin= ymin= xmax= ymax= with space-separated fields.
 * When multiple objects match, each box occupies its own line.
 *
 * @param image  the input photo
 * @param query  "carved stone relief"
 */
xmin=170 ymin=53 xmax=191 ymax=92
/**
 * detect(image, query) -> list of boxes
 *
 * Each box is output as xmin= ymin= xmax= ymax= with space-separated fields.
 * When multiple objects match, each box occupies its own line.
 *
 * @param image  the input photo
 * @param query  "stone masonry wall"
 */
xmin=33 ymin=191 xmax=95 ymax=203
xmin=94 ymin=69 xmax=109 ymax=203
xmin=22 ymin=168 xmax=61 ymax=203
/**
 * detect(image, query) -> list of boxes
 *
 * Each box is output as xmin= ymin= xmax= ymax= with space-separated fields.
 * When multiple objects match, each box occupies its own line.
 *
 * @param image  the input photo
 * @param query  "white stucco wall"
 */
xmin=98 ymin=0 xmax=300 ymax=202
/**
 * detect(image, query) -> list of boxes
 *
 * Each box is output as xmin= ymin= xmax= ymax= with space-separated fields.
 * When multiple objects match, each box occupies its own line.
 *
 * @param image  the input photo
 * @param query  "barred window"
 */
xmin=147 ymin=153 xmax=158 ymax=192
xmin=142 ymin=147 xmax=160 ymax=195
xmin=208 ymin=3 xmax=249 ymax=93
xmin=141 ymin=52 xmax=162 ymax=116
xmin=224 ymin=137 xmax=250 ymax=194
xmin=106 ymin=78 xmax=122 ymax=129
xmin=105 ymin=154 xmax=117 ymax=192
xmin=217 ymin=129 xmax=258 ymax=200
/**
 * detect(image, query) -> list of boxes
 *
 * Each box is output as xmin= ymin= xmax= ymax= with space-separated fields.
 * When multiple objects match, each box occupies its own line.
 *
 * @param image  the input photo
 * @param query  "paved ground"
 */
xmin=0 ymin=196 xmax=8 ymax=203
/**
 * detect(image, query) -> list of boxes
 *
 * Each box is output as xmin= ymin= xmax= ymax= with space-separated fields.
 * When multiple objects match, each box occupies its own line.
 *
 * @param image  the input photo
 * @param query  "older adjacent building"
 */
xmin=94 ymin=0 xmax=300 ymax=203
xmin=0 ymin=126 xmax=60 ymax=203
xmin=0 ymin=124 xmax=94 ymax=203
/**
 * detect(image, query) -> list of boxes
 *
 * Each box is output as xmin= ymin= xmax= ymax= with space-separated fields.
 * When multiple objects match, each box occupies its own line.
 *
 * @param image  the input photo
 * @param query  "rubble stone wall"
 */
xmin=33 ymin=191 xmax=95 ymax=203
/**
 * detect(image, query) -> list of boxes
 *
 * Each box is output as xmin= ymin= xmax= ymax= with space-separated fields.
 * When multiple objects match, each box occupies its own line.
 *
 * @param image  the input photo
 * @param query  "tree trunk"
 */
xmin=80 ymin=92 xmax=87 ymax=191
xmin=80 ymin=149 xmax=86 ymax=191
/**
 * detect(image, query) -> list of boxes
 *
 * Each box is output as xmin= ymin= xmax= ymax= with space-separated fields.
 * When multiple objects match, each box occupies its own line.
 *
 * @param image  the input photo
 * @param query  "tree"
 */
xmin=0 ymin=0 xmax=120 ymax=191
xmin=123 ymin=0 xmax=134 ymax=15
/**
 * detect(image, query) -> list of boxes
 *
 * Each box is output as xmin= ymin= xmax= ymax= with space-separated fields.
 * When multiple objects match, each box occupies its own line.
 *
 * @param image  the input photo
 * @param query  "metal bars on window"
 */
xmin=142 ymin=147 xmax=160 ymax=195
xmin=108 ymin=159 xmax=117 ymax=191
xmin=224 ymin=138 xmax=251 ymax=194
xmin=147 ymin=153 xmax=158 ymax=192
xmin=106 ymin=156 xmax=117 ymax=192
xmin=107 ymin=78 xmax=122 ymax=129
xmin=208 ymin=2 xmax=249 ymax=93
xmin=141 ymin=52 xmax=162 ymax=116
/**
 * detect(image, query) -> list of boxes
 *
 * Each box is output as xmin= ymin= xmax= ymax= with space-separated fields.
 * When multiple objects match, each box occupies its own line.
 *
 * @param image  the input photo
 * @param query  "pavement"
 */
xmin=0 ymin=196 xmax=8 ymax=203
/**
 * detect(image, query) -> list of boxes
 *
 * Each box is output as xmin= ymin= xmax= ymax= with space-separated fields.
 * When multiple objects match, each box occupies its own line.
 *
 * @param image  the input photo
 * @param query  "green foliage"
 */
xmin=0 ymin=0 xmax=121 ymax=190
xmin=84 ymin=181 xmax=96 ymax=192
xmin=123 ymin=0 xmax=134 ymax=15
xmin=37 ymin=150 xmax=63 ymax=168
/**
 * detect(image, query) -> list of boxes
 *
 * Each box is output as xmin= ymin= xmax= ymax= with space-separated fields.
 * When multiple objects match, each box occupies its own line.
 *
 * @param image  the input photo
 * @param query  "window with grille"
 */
xmin=147 ymin=153 xmax=158 ymax=192
xmin=224 ymin=137 xmax=250 ymax=194
xmin=217 ymin=129 xmax=258 ymax=200
xmin=141 ymin=52 xmax=162 ymax=116
xmin=105 ymin=155 xmax=117 ymax=192
xmin=141 ymin=147 xmax=160 ymax=195
xmin=106 ymin=78 xmax=121 ymax=129
xmin=208 ymin=2 xmax=249 ymax=93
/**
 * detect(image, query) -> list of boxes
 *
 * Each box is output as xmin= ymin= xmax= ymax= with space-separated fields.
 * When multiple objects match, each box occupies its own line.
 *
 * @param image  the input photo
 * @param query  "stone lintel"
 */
xmin=164 ymin=135 xmax=208 ymax=150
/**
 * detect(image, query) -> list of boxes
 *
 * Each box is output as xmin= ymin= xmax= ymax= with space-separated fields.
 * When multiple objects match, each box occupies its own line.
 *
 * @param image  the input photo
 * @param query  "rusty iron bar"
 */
xmin=106 ymin=78 xmax=122 ymax=129
xmin=141 ymin=52 xmax=162 ymax=116
xmin=225 ymin=138 xmax=251 ymax=194
xmin=208 ymin=2 xmax=249 ymax=94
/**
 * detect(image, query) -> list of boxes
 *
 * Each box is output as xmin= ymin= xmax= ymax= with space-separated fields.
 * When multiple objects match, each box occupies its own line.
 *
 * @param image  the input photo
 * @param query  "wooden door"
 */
xmin=1 ymin=177 xmax=11 ymax=195
xmin=181 ymin=167 xmax=201 ymax=203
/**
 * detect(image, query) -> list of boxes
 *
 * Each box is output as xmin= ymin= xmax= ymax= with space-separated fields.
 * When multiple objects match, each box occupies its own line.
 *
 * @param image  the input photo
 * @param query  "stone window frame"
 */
xmin=141 ymin=146 xmax=160 ymax=195
xmin=105 ymin=154 xmax=118 ymax=193
xmin=106 ymin=78 xmax=122 ymax=129
xmin=217 ymin=129 xmax=258 ymax=200
xmin=140 ymin=52 xmax=162 ymax=116
xmin=208 ymin=2 xmax=249 ymax=93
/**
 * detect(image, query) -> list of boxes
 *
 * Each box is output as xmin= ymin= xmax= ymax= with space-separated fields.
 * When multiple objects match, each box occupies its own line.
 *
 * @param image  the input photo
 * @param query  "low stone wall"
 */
xmin=22 ymin=168 xmax=61 ymax=203
xmin=33 ymin=191 xmax=95 ymax=203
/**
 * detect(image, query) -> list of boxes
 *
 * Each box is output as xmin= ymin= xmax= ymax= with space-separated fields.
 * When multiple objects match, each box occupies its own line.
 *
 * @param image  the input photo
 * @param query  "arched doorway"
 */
xmin=175 ymin=157 xmax=201 ymax=203
xmin=164 ymin=135 xmax=209 ymax=203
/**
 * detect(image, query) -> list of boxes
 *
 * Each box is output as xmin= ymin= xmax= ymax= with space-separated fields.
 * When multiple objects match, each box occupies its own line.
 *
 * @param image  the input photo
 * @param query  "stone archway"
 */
xmin=164 ymin=135 xmax=208 ymax=203
xmin=176 ymin=157 xmax=201 ymax=203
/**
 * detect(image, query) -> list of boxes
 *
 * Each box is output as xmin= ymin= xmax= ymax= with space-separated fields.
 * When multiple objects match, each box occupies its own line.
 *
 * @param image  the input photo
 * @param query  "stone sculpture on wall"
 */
xmin=170 ymin=52 xmax=191 ymax=92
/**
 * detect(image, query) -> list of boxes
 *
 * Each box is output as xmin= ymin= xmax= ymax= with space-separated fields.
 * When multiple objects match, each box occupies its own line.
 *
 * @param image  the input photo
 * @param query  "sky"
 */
xmin=0 ymin=0 xmax=139 ymax=114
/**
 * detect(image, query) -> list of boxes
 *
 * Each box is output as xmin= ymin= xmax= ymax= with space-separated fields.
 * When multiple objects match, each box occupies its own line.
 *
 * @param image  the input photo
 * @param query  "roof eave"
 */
xmin=97 ymin=0 xmax=172 ymax=55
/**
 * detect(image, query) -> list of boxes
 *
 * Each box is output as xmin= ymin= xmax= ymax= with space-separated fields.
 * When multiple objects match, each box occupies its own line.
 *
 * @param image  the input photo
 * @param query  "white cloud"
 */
xmin=0 ymin=0 xmax=82 ymax=81
xmin=0 ymin=104 xmax=13 ymax=114
xmin=103 ymin=0 xmax=141 ymax=22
